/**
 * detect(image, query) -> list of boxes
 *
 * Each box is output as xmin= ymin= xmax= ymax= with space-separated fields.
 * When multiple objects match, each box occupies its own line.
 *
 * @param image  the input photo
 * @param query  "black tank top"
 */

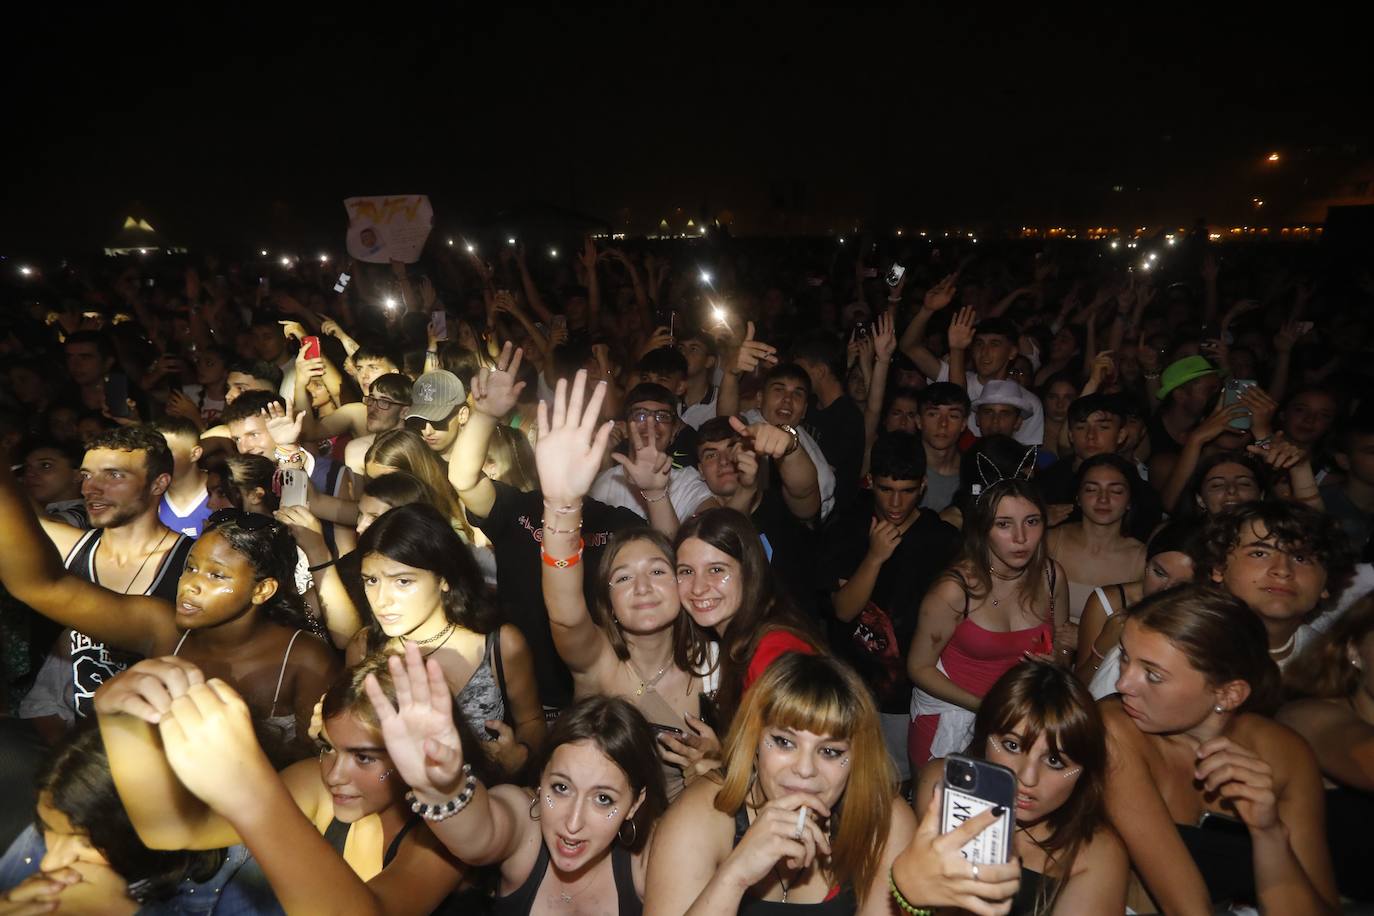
xmin=63 ymin=528 xmax=193 ymax=718
xmin=492 ymin=839 xmax=640 ymax=916
xmin=1176 ymin=822 xmax=1255 ymax=906
xmin=731 ymin=808 xmax=858 ymax=915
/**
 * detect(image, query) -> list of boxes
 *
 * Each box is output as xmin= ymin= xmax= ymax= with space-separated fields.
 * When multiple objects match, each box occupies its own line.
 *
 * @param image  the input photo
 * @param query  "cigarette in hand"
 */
xmin=793 ymin=806 xmax=808 ymax=839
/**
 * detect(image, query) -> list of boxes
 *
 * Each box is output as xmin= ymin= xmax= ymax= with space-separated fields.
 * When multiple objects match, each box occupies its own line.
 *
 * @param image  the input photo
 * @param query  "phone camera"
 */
xmin=947 ymin=759 xmax=977 ymax=789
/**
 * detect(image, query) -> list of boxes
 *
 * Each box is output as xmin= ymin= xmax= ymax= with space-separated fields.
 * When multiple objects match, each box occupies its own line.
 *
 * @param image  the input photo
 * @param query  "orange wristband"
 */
xmin=541 ymin=539 xmax=585 ymax=569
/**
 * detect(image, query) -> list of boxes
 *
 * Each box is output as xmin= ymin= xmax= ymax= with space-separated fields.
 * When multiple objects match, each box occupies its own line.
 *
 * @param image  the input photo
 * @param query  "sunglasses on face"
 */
xmin=363 ymin=396 xmax=408 ymax=411
xmin=405 ymin=411 xmax=457 ymax=432
xmin=206 ymin=508 xmax=275 ymax=531
xmin=628 ymin=409 xmax=675 ymax=426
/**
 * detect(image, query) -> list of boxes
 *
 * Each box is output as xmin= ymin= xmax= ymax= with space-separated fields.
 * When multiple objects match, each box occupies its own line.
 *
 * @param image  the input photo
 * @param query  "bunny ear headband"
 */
xmin=970 ymin=445 xmax=1040 ymax=504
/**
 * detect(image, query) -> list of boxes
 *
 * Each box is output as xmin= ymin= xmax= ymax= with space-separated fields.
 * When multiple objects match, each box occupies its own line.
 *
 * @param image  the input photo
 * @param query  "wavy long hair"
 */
xmin=592 ymin=528 xmax=712 ymax=678
xmin=715 ymin=653 xmax=894 ymax=905
xmin=948 ymin=478 xmax=1051 ymax=614
xmin=675 ymin=508 xmax=817 ymax=728
xmin=967 ymin=660 xmax=1108 ymax=914
xmin=364 ymin=428 xmax=473 ymax=541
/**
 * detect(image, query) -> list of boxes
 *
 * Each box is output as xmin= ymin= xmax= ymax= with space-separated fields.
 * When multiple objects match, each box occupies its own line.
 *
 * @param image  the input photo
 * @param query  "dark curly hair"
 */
xmin=1198 ymin=500 xmax=1357 ymax=604
xmin=202 ymin=512 xmax=313 ymax=631
xmin=85 ymin=425 xmax=174 ymax=484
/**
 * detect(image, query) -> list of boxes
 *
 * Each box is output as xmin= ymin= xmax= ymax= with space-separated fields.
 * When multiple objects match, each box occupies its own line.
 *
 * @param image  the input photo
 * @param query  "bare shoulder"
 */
xmin=344 ymin=628 xmax=371 ymax=667
xmin=1276 ymin=697 xmax=1346 ymax=733
xmin=1232 ymin=713 xmax=1321 ymax=775
xmin=497 ymin=623 xmax=531 ymax=660
xmin=660 ymin=777 xmax=732 ymax=834
xmin=1069 ymin=822 xmax=1128 ymax=877
xmin=1098 ymin=697 xmax=1150 ymax=757
xmin=287 ymin=628 xmax=343 ymax=675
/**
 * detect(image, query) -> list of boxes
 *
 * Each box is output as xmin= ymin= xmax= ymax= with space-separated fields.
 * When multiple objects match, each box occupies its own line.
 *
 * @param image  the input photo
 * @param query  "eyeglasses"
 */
xmin=363 ymin=396 xmax=408 ymax=411
xmin=206 ymin=508 xmax=276 ymax=531
xmin=628 ymin=409 xmax=675 ymax=426
xmin=405 ymin=411 xmax=457 ymax=432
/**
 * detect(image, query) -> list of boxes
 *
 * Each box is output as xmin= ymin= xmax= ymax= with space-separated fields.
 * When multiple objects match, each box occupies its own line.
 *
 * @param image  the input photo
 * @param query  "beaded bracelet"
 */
xmin=641 ymin=489 xmax=668 ymax=504
xmin=405 ymin=764 xmax=476 ymax=822
xmin=888 ymin=869 xmax=933 ymax=916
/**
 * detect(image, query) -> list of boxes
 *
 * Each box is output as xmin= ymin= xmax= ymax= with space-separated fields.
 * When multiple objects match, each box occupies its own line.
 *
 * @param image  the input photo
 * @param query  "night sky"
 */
xmin=4 ymin=8 xmax=1370 ymax=253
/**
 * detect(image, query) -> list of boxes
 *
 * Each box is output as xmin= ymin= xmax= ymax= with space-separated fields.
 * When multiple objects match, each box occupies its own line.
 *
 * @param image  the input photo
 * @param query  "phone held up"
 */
xmin=940 ymin=754 xmax=1015 ymax=865
xmin=1222 ymin=378 xmax=1257 ymax=431
xmin=279 ymin=469 xmax=308 ymax=509
xmin=886 ymin=263 xmax=906 ymax=287
xmin=301 ymin=336 xmax=322 ymax=361
xmin=103 ymin=374 xmax=132 ymax=419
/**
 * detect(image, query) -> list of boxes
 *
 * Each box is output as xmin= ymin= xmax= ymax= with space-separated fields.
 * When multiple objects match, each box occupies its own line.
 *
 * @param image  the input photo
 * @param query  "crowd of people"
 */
xmin=0 ymin=228 xmax=1371 ymax=915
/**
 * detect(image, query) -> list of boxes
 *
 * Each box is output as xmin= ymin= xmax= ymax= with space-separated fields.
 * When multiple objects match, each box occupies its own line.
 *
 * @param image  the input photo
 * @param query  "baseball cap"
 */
xmin=407 ymin=371 xmax=467 ymax=422
xmin=972 ymin=380 xmax=1034 ymax=418
xmin=1155 ymin=356 xmax=1219 ymax=401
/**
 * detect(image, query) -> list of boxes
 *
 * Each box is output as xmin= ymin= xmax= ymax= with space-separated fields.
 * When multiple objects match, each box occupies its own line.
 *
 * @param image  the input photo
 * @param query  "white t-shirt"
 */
xmin=741 ymin=408 xmax=836 ymax=520
xmin=933 ymin=361 xmax=1045 ymax=446
xmin=590 ymin=464 xmax=716 ymax=523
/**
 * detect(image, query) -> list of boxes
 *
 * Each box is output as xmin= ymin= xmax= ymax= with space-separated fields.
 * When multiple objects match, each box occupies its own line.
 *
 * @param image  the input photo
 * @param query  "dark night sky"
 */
xmin=4 ymin=7 xmax=1370 ymax=253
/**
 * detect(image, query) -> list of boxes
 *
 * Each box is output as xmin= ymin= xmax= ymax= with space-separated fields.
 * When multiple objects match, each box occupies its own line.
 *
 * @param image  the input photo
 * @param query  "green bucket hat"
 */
xmin=1156 ymin=355 xmax=1219 ymax=401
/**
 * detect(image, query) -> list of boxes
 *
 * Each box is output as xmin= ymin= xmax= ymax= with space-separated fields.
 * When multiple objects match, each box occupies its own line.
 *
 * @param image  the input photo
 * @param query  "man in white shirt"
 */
xmin=590 ymin=384 xmax=719 ymax=536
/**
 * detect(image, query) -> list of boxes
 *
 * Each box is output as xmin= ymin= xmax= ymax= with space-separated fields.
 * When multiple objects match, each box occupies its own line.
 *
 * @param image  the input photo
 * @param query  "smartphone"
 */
xmin=430 ymin=310 xmax=448 ymax=342
xmin=1223 ymin=378 xmax=1257 ymax=430
xmin=103 ymin=374 xmax=131 ymax=418
xmin=1198 ymin=811 xmax=1248 ymax=838
xmin=301 ymin=336 xmax=322 ymax=361
xmin=333 ymin=272 xmax=351 ymax=294
xmin=940 ymin=754 xmax=1015 ymax=866
xmin=551 ymin=315 xmax=568 ymax=332
xmin=279 ymin=469 xmax=308 ymax=508
xmin=854 ymin=321 xmax=870 ymax=341
xmin=886 ymin=263 xmax=907 ymax=287
xmin=650 ymin=724 xmax=685 ymax=737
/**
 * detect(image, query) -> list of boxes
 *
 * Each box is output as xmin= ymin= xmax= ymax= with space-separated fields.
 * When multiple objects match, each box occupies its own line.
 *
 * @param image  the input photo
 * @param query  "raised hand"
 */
xmin=1088 ymin=350 xmax=1117 ymax=386
xmin=263 ymin=401 xmax=306 ymax=447
xmin=733 ymin=444 xmax=760 ymax=490
xmin=890 ymin=790 xmax=1021 ymax=916
xmin=947 ymin=306 xmax=976 ymax=351
xmin=94 ymin=656 xmax=206 ymax=724
xmin=1273 ymin=318 xmax=1308 ymax=354
xmin=535 ymin=370 xmax=613 ymax=505
xmin=470 ymin=342 xmax=526 ymax=419
xmin=924 ymin=273 xmax=960 ymax=312
xmin=1136 ymin=332 xmax=1161 ymax=375
xmin=580 ymin=237 xmax=598 ymax=273
xmin=731 ymin=321 xmax=780 ymax=376
xmin=278 ymin=320 xmax=307 ymax=342
xmin=1246 ymin=432 xmax=1305 ymax=472
xmin=366 ymin=642 xmax=467 ymax=798
xmin=1188 ymin=399 xmax=1249 ymax=447
xmin=873 ymin=310 xmax=897 ymax=361
xmin=612 ymin=423 xmax=672 ymax=496
xmin=165 ymin=389 xmax=203 ymax=424
xmin=159 ymin=679 xmax=278 ymax=813
xmin=637 ymin=326 xmax=675 ymax=359
xmin=1238 ymin=385 xmax=1278 ymax=436
xmin=728 ymin=416 xmax=795 ymax=460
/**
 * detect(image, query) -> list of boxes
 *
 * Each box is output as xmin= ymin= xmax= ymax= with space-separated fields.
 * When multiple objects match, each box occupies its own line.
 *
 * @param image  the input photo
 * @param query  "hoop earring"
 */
xmin=528 ymin=795 xmax=541 ymax=821
xmin=618 ymin=817 xmax=638 ymax=847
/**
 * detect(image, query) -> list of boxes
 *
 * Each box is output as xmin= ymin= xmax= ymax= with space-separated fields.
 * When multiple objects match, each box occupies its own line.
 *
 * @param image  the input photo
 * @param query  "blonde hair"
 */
xmin=364 ymin=428 xmax=475 ymax=542
xmin=715 ymin=653 xmax=894 ymax=904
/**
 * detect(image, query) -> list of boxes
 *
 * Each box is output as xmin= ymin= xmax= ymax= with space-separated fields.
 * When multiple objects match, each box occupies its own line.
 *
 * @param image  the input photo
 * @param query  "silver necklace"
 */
xmin=988 ymin=564 xmax=1026 ymax=607
xmin=627 ymin=657 xmax=669 ymax=696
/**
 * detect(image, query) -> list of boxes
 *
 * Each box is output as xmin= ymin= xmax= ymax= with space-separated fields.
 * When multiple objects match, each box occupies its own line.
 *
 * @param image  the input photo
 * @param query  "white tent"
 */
xmin=104 ymin=216 xmax=186 ymax=256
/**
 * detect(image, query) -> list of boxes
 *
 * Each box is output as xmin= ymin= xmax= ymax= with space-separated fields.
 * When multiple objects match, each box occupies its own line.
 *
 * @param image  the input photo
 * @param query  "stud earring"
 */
xmin=1213 ymin=704 xmax=1225 ymax=714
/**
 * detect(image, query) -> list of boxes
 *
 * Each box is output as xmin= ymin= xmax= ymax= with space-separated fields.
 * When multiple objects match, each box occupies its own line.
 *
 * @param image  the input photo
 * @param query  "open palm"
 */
xmin=366 ymin=644 xmax=467 ymax=797
xmin=471 ymin=342 xmax=526 ymax=419
xmin=535 ymin=370 xmax=613 ymax=504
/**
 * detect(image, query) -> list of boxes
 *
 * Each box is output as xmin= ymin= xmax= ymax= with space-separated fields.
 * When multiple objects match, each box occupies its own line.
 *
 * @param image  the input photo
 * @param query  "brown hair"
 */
xmin=715 ymin=653 xmax=894 ymax=905
xmin=1284 ymin=595 xmax=1374 ymax=700
xmin=1198 ymin=500 xmax=1356 ymax=606
xmin=949 ymin=478 xmax=1051 ymax=612
xmin=538 ymin=696 xmax=667 ymax=853
xmin=676 ymin=509 xmax=817 ymax=728
xmin=968 ymin=661 xmax=1107 ymax=913
xmin=592 ymin=528 xmax=712 ymax=678
xmin=1126 ymin=583 xmax=1282 ymax=714
xmin=364 ymin=428 xmax=474 ymax=542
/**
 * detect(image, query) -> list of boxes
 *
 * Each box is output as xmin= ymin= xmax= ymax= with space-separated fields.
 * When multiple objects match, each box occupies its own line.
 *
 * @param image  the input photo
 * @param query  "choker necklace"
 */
xmin=1269 ymin=630 xmax=1298 ymax=658
xmin=989 ymin=564 xmax=1027 ymax=581
xmin=406 ymin=622 xmax=457 ymax=658
xmin=627 ymin=658 xmax=669 ymax=696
